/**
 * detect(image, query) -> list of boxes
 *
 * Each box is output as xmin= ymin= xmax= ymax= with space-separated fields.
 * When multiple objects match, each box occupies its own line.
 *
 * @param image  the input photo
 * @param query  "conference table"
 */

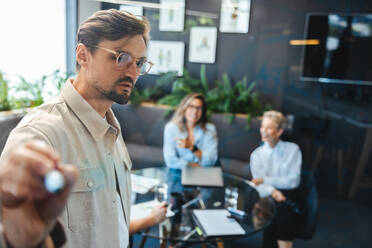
xmin=132 ymin=167 xmax=275 ymax=248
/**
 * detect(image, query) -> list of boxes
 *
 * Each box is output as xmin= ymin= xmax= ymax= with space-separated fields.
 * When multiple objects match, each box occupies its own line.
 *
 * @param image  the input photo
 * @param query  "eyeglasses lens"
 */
xmin=117 ymin=52 xmax=152 ymax=75
xmin=139 ymin=61 xmax=150 ymax=74
xmin=117 ymin=52 xmax=131 ymax=67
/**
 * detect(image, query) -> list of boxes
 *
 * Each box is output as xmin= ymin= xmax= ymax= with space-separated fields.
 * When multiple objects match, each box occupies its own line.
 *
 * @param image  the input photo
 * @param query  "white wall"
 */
xmin=78 ymin=0 xmax=101 ymax=26
xmin=0 ymin=0 xmax=66 ymax=84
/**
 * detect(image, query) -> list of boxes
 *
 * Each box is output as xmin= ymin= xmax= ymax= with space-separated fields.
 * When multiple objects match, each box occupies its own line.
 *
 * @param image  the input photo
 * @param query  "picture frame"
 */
xmin=159 ymin=0 xmax=185 ymax=32
xmin=148 ymin=41 xmax=185 ymax=76
xmin=189 ymin=27 xmax=217 ymax=64
xmin=219 ymin=0 xmax=251 ymax=33
xmin=119 ymin=4 xmax=143 ymax=16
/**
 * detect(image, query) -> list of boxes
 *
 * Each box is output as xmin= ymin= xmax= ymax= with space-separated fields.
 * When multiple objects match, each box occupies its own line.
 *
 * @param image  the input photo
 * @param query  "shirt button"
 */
xmin=87 ymin=181 xmax=94 ymax=188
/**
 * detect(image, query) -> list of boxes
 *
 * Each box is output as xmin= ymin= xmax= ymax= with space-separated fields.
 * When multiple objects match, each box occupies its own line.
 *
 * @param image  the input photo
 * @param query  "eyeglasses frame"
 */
xmin=92 ymin=45 xmax=154 ymax=75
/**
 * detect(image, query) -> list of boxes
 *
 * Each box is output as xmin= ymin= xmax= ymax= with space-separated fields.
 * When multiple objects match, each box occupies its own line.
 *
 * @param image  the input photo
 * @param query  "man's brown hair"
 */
xmin=75 ymin=9 xmax=150 ymax=71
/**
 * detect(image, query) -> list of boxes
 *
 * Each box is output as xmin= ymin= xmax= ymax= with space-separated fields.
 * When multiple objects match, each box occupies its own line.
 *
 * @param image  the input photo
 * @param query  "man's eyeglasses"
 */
xmin=93 ymin=46 xmax=154 ymax=75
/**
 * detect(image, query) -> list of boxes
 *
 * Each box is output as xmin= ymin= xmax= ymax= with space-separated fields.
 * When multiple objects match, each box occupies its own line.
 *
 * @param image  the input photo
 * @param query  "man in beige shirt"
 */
xmin=0 ymin=9 xmax=163 ymax=248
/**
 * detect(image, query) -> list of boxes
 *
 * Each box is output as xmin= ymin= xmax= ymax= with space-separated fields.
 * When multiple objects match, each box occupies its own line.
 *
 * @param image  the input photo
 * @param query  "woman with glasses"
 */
xmin=163 ymin=93 xmax=218 ymax=193
xmin=250 ymin=110 xmax=302 ymax=248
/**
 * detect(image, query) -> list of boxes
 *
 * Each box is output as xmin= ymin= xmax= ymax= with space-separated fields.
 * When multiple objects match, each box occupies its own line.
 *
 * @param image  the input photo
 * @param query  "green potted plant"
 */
xmin=8 ymin=70 xmax=70 ymax=110
xmin=130 ymin=65 xmax=270 ymax=128
xmin=130 ymin=71 xmax=178 ymax=106
xmin=0 ymin=71 xmax=11 ymax=111
xmin=155 ymin=65 xmax=271 ymax=128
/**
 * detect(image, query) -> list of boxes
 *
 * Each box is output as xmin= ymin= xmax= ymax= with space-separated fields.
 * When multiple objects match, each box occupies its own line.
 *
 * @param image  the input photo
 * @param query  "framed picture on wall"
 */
xmin=159 ymin=0 xmax=185 ymax=32
xmin=219 ymin=0 xmax=251 ymax=33
xmin=189 ymin=26 xmax=217 ymax=64
xmin=148 ymin=41 xmax=184 ymax=76
xmin=119 ymin=4 xmax=143 ymax=16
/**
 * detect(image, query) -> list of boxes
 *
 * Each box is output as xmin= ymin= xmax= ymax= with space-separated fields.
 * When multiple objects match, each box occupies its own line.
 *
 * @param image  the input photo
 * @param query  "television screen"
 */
xmin=301 ymin=14 xmax=372 ymax=86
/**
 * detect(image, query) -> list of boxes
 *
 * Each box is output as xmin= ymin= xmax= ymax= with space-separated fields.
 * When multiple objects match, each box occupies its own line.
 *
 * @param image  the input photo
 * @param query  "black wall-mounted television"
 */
xmin=301 ymin=13 xmax=372 ymax=86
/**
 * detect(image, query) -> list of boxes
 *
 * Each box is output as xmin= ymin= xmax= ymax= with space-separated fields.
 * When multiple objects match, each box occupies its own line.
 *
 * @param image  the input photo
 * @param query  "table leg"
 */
xmin=139 ymin=228 xmax=150 ymax=248
xmin=348 ymin=128 xmax=372 ymax=199
xmin=216 ymin=238 xmax=224 ymax=248
xmin=160 ymin=223 xmax=168 ymax=248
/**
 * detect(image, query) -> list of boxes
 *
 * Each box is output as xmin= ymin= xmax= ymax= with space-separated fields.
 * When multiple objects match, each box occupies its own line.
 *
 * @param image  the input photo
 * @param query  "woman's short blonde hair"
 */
xmin=263 ymin=110 xmax=287 ymax=130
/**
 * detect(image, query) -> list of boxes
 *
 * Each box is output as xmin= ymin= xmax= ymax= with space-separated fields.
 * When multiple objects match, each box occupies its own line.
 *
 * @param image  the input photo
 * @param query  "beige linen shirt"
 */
xmin=0 ymin=80 xmax=132 ymax=248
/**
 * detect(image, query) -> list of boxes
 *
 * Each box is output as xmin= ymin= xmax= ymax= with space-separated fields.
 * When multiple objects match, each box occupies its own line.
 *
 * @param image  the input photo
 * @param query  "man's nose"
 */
xmin=123 ymin=61 xmax=138 ymax=84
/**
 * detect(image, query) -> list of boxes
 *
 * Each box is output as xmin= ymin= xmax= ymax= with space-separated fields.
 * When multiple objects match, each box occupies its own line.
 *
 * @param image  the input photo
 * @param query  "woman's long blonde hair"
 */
xmin=171 ymin=93 xmax=208 ymax=132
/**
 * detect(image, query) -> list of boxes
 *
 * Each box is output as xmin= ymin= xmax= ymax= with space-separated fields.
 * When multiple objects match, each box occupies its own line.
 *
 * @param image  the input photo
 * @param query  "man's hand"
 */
xmin=129 ymin=201 xmax=168 ymax=234
xmin=0 ymin=141 xmax=79 ymax=248
xmin=149 ymin=201 xmax=167 ymax=225
xmin=252 ymin=178 xmax=263 ymax=185
xmin=271 ymin=189 xmax=286 ymax=202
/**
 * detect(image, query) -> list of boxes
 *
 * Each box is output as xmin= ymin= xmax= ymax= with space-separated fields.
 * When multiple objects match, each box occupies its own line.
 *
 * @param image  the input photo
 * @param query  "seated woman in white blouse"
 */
xmin=250 ymin=110 xmax=302 ymax=248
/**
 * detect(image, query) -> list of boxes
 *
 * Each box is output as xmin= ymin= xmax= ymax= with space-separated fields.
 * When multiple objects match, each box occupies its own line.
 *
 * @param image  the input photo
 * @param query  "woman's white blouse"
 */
xmin=163 ymin=121 xmax=218 ymax=169
xmin=250 ymin=140 xmax=302 ymax=197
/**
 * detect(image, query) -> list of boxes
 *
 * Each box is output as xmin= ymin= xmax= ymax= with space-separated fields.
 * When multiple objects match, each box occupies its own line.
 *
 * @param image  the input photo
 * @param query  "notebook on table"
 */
xmin=181 ymin=166 xmax=224 ymax=187
xmin=192 ymin=209 xmax=246 ymax=237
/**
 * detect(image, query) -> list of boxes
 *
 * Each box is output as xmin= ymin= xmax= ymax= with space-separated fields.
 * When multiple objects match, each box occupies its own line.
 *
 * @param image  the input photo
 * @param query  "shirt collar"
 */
xmin=263 ymin=139 xmax=283 ymax=151
xmin=62 ymin=79 xmax=119 ymax=141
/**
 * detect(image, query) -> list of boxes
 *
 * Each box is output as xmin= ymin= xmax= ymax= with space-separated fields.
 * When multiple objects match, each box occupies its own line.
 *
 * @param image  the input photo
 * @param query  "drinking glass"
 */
xmin=155 ymin=183 xmax=168 ymax=202
xmin=224 ymin=186 xmax=239 ymax=209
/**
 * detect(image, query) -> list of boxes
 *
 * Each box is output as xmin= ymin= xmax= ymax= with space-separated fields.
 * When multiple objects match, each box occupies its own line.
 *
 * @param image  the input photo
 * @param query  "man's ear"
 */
xmin=76 ymin=43 xmax=90 ymax=69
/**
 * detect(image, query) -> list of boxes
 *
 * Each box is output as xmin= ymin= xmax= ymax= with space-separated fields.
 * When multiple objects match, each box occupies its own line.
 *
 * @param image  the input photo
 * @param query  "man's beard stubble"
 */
xmin=97 ymin=77 xmax=134 ymax=105
xmin=105 ymin=90 xmax=130 ymax=105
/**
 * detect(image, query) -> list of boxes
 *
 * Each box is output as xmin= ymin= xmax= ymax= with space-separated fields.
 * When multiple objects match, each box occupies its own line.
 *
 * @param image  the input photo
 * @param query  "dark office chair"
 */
xmin=260 ymin=171 xmax=319 ymax=248
xmin=295 ymin=171 xmax=319 ymax=240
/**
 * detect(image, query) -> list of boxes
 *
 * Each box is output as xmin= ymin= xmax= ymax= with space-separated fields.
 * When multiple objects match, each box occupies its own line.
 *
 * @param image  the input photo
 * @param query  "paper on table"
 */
xmin=193 ymin=209 xmax=245 ymax=237
xmin=130 ymin=199 xmax=174 ymax=221
xmin=131 ymin=174 xmax=160 ymax=194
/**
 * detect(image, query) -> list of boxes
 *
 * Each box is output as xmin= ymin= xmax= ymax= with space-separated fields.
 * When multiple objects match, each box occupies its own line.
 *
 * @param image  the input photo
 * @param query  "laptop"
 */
xmin=181 ymin=166 xmax=224 ymax=187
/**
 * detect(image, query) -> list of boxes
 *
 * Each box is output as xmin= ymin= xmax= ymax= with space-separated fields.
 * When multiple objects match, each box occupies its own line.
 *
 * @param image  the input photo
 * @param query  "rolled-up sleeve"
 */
xmin=250 ymin=149 xmax=275 ymax=197
xmin=255 ymin=184 xmax=275 ymax=198
xmin=246 ymin=179 xmax=274 ymax=198
xmin=250 ymin=150 xmax=264 ymax=179
xmin=163 ymin=123 xmax=188 ymax=169
xmin=199 ymin=124 xmax=218 ymax=167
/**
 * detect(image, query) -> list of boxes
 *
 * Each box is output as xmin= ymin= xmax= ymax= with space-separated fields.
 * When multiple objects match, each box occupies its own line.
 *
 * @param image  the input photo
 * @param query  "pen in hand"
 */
xmin=44 ymin=169 xmax=65 ymax=193
xmin=31 ymin=140 xmax=66 ymax=194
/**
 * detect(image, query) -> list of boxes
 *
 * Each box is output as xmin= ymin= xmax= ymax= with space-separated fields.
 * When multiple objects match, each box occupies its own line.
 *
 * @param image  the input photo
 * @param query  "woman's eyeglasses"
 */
xmin=93 ymin=46 xmax=153 ymax=75
xmin=188 ymin=105 xmax=203 ymax=111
